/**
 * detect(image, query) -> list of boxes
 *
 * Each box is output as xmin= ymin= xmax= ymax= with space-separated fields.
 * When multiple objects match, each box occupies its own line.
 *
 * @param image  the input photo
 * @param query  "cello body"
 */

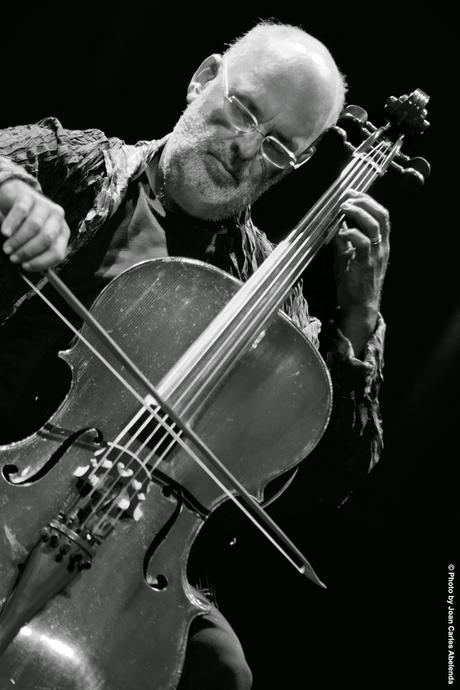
xmin=0 ymin=258 xmax=332 ymax=689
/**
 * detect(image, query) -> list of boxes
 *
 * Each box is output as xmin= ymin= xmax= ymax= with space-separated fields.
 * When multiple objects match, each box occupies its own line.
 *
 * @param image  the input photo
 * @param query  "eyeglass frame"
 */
xmin=221 ymin=55 xmax=315 ymax=170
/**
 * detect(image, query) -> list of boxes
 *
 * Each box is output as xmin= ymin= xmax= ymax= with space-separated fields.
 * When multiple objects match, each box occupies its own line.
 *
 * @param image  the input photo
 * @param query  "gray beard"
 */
xmin=158 ymin=102 xmax=274 ymax=221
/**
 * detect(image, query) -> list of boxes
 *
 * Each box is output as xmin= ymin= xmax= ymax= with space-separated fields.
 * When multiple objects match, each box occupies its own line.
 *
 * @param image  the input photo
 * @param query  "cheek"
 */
xmin=197 ymin=88 xmax=227 ymax=123
xmin=207 ymin=107 xmax=232 ymax=132
xmin=194 ymin=97 xmax=235 ymax=141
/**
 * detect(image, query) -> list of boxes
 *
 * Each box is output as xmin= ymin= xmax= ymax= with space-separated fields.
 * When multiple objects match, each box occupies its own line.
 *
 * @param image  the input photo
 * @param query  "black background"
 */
xmin=1 ymin=4 xmax=454 ymax=688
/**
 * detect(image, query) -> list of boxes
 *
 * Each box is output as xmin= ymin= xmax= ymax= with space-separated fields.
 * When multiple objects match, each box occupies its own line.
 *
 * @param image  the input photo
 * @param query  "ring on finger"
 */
xmin=370 ymin=233 xmax=383 ymax=246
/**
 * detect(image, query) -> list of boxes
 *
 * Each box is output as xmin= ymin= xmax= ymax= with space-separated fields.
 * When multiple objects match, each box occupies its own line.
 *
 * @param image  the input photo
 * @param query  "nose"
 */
xmin=231 ymin=128 xmax=263 ymax=162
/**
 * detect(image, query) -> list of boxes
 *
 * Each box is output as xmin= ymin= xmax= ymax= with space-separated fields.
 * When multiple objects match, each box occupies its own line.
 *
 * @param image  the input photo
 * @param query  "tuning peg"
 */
xmin=341 ymin=105 xmax=368 ymax=124
xmin=385 ymin=90 xmax=430 ymax=135
xmin=386 ymin=94 xmax=402 ymax=111
xmin=407 ymin=157 xmax=431 ymax=180
xmin=390 ymin=154 xmax=431 ymax=191
xmin=331 ymin=125 xmax=348 ymax=142
xmin=399 ymin=166 xmax=427 ymax=192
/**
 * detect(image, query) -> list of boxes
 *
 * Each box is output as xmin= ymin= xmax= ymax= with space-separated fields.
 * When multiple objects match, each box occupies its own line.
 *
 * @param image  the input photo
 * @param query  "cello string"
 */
xmin=161 ymin=140 xmax=391 ymax=414
xmin=18 ymin=277 xmax=179 ymax=482
xmin=83 ymin=402 xmax=316 ymax=576
xmin=77 ymin=141 xmax=391 ymax=529
xmin=81 ymin=407 xmax=182 ymax=530
xmin=166 ymin=141 xmax=391 ymax=417
xmin=87 ymin=141 xmax=392 ymax=530
xmin=22 ymin=276 xmax=317 ymax=576
xmin=64 ymin=403 xmax=171 ymax=519
xmin=88 ymin=431 xmax=182 ymax=535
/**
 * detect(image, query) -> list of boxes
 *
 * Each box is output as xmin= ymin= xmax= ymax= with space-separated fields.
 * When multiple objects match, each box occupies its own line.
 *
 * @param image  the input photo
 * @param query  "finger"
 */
xmin=21 ymin=231 xmax=69 ymax=272
xmin=333 ymin=223 xmax=356 ymax=257
xmin=9 ymin=214 xmax=67 ymax=265
xmin=337 ymin=226 xmax=372 ymax=259
xmin=341 ymin=202 xmax=383 ymax=245
xmin=1 ymin=195 xmax=34 ymax=238
xmin=345 ymin=191 xmax=391 ymax=240
xmin=3 ymin=205 xmax=52 ymax=257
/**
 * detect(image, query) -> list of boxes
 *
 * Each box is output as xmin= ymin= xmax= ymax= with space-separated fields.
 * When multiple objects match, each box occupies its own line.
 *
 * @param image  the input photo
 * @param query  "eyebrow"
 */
xmin=235 ymin=90 xmax=295 ymax=149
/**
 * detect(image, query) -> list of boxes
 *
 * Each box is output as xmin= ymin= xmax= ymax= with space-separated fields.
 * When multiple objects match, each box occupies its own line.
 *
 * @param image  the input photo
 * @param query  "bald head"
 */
xmin=225 ymin=22 xmax=346 ymax=138
xmin=157 ymin=22 xmax=347 ymax=221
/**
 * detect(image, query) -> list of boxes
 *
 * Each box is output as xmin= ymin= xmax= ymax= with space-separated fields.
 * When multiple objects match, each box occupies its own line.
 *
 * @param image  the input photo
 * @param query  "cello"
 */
xmin=0 ymin=90 xmax=430 ymax=688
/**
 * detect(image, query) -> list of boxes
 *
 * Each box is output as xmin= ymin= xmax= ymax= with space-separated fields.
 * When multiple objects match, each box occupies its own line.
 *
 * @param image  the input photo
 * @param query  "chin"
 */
xmin=184 ymin=197 xmax=246 ymax=222
xmin=167 ymin=173 xmax=246 ymax=221
xmin=195 ymin=187 xmax=256 ymax=221
xmin=164 ymin=152 xmax=272 ymax=221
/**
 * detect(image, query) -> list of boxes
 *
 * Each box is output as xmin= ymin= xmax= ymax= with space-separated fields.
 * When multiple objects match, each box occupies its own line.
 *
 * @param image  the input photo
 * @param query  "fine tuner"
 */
xmin=334 ymin=88 xmax=431 ymax=189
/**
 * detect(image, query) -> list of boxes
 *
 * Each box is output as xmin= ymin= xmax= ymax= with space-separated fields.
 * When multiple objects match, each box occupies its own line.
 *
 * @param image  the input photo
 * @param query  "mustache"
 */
xmin=209 ymin=144 xmax=270 ymax=186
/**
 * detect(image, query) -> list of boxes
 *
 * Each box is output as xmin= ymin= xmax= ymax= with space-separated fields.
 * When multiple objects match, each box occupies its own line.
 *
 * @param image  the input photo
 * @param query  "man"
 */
xmin=0 ymin=21 xmax=389 ymax=689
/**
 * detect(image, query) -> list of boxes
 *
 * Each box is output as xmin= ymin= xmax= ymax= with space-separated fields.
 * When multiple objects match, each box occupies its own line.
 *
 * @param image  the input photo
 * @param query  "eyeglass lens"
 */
xmin=225 ymin=97 xmax=293 ymax=168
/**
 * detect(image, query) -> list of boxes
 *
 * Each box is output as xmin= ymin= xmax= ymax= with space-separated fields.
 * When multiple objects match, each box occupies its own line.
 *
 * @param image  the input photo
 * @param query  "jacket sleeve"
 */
xmin=0 ymin=117 xmax=117 ymax=321
xmin=294 ymin=312 xmax=386 ymax=510
xmin=277 ymin=280 xmax=386 ymax=511
xmin=0 ymin=116 xmax=116 ymax=219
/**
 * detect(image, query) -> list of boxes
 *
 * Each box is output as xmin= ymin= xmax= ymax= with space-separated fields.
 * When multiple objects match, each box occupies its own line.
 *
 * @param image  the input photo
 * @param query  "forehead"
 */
xmin=226 ymin=47 xmax=334 ymax=148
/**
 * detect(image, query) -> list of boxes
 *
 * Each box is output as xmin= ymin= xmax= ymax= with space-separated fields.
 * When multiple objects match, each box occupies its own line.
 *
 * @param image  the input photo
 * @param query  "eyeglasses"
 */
xmin=222 ymin=56 xmax=314 ymax=170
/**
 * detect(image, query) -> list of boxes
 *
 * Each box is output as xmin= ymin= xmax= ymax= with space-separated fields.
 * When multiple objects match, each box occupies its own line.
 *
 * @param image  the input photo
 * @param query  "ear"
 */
xmin=186 ymin=53 xmax=222 ymax=103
